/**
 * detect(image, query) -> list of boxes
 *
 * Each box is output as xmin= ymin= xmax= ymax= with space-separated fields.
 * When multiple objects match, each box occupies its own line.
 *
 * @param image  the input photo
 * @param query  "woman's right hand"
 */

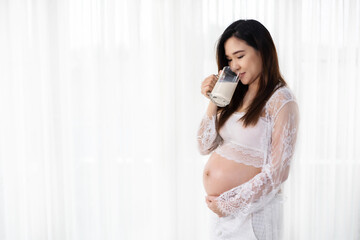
xmin=201 ymin=72 xmax=220 ymax=99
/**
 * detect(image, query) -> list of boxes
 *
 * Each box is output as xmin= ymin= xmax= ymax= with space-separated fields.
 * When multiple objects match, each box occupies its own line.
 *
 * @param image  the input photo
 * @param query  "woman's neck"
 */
xmin=237 ymin=77 xmax=260 ymax=112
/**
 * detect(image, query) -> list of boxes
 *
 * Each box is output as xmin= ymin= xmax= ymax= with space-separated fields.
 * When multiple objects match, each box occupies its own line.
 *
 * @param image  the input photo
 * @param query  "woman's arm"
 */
xmin=215 ymin=100 xmax=299 ymax=217
xmin=197 ymin=71 xmax=222 ymax=155
xmin=197 ymin=101 xmax=222 ymax=155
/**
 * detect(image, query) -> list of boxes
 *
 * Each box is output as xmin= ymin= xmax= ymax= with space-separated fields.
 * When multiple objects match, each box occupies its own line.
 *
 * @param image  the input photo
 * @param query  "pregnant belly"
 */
xmin=203 ymin=151 xmax=262 ymax=196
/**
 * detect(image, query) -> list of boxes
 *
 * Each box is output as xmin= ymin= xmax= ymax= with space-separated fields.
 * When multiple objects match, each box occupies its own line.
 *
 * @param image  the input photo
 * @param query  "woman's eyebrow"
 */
xmin=225 ymin=50 xmax=245 ymax=57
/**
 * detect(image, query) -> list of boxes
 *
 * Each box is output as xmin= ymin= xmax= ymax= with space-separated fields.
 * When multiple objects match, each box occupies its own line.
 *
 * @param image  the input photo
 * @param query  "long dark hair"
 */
xmin=215 ymin=19 xmax=286 ymax=130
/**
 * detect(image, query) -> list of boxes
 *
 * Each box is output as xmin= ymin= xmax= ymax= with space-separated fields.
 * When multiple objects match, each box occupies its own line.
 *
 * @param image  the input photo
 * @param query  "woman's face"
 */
xmin=224 ymin=36 xmax=262 ymax=87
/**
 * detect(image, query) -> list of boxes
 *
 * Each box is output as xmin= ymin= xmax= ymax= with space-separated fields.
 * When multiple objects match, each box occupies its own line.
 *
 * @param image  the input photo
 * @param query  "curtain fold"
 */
xmin=0 ymin=0 xmax=359 ymax=239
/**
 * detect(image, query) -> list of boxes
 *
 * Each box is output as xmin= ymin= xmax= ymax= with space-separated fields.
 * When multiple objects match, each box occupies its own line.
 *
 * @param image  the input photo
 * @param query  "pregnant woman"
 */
xmin=197 ymin=19 xmax=299 ymax=239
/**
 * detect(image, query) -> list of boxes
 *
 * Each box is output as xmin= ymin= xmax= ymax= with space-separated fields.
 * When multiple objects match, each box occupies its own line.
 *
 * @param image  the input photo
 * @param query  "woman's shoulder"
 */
xmin=265 ymin=85 xmax=297 ymax=117
xmin=270 ymin=85 xmax=296 ymax=102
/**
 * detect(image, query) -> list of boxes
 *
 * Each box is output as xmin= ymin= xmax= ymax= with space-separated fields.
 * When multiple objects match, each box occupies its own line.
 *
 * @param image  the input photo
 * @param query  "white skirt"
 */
xmin=209 ymin=194 xmax=284 ymax=240
xmin=210 ymin=213 xmax=257 ymax=240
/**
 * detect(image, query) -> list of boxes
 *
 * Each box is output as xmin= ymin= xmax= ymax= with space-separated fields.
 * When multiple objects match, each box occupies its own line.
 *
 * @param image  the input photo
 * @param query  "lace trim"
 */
xmin=216 ymin=169 xmax=276 ymax=216
xmin=215 ymin=142 xmax=264 ymax=168
xmin=197 ymin=114 xmax=222 ymax=154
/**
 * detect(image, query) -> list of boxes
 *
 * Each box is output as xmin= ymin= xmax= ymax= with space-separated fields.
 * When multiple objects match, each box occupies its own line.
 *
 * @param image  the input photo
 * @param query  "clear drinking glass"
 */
xmin=208 ymin=66 xmax=240 ymax=107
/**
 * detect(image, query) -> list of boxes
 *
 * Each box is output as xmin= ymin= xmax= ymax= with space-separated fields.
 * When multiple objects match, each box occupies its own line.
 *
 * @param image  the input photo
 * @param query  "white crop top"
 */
xmin=216 ymin=111 xmax=268 ymax=168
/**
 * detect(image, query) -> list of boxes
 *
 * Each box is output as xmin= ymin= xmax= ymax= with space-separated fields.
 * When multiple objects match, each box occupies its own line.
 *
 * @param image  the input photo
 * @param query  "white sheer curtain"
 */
xmin=0 ymin=0 xmax=359 ymax=239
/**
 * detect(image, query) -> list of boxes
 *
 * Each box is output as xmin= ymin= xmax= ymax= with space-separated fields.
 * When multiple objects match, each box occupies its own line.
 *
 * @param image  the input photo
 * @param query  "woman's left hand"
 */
xmin=205 ymin=195 xmax=227 ymax=217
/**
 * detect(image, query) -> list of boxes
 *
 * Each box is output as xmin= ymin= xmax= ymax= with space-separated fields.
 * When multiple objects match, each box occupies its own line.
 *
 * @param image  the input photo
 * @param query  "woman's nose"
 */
xmin=230 ymin=61 xmax=240 ymax=73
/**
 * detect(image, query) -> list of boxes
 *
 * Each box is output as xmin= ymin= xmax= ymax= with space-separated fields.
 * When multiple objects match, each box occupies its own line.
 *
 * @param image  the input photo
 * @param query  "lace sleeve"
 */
xmin=197 ymin=113 xmax=223 ymax=155
xmin=216 ymin=100 xmax=299 ymax=217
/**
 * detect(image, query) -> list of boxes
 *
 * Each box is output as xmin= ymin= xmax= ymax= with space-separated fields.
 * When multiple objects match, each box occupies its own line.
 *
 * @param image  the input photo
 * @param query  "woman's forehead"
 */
xmin=224 ymin=37 xmax=248 ymax=55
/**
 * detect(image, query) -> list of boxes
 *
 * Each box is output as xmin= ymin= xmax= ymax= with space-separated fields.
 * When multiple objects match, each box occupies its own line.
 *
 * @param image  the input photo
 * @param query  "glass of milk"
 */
xmin=208 ymin=66 xmax=239 ymax=107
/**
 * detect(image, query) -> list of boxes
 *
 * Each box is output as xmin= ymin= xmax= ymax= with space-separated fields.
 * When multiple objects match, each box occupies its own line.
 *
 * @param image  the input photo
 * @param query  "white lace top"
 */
xmin=197 ymin=86 xmax=299 ymax=219
xmin=216 ymin=111 xmax=267 ymax=168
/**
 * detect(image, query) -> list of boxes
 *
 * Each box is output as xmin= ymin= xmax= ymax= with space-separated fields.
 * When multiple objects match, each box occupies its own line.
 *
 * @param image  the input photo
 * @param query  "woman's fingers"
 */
xmin=201 ymin=74 xmax=218 ymax=98
xmin=207 ymin=195 xmax=217 ymax=201
xmin=201 ymin=76 xmax=217 ymax=88
xmin=206 ymin=195 xmax=218 ymax=204
xmin=202 ymin=83 xmax=214 ymax=95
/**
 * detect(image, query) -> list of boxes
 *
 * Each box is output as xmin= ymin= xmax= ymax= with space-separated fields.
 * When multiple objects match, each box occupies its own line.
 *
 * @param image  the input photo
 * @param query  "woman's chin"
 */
xmin=240 ymin=79 xmax=248 ymax=85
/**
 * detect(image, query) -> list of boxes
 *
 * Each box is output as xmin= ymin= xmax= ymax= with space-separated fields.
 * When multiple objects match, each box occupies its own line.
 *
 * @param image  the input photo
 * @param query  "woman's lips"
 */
xmin=239 ymin=72 xmax=245 ymax=79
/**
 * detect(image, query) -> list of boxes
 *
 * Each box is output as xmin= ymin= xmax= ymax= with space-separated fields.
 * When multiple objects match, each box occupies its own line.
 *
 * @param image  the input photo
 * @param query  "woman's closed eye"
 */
xmin=227 ymin=56 xmax=244 ymax=62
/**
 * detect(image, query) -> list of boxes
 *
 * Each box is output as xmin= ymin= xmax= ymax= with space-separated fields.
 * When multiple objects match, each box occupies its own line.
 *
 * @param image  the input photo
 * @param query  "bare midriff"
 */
xmin=203 ymin=151 xmax=262 ymax=196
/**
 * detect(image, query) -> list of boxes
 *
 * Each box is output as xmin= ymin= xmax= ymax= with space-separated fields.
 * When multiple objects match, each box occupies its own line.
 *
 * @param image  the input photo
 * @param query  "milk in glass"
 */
xmin=208 ymin=66 xmax=239 ymax=107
